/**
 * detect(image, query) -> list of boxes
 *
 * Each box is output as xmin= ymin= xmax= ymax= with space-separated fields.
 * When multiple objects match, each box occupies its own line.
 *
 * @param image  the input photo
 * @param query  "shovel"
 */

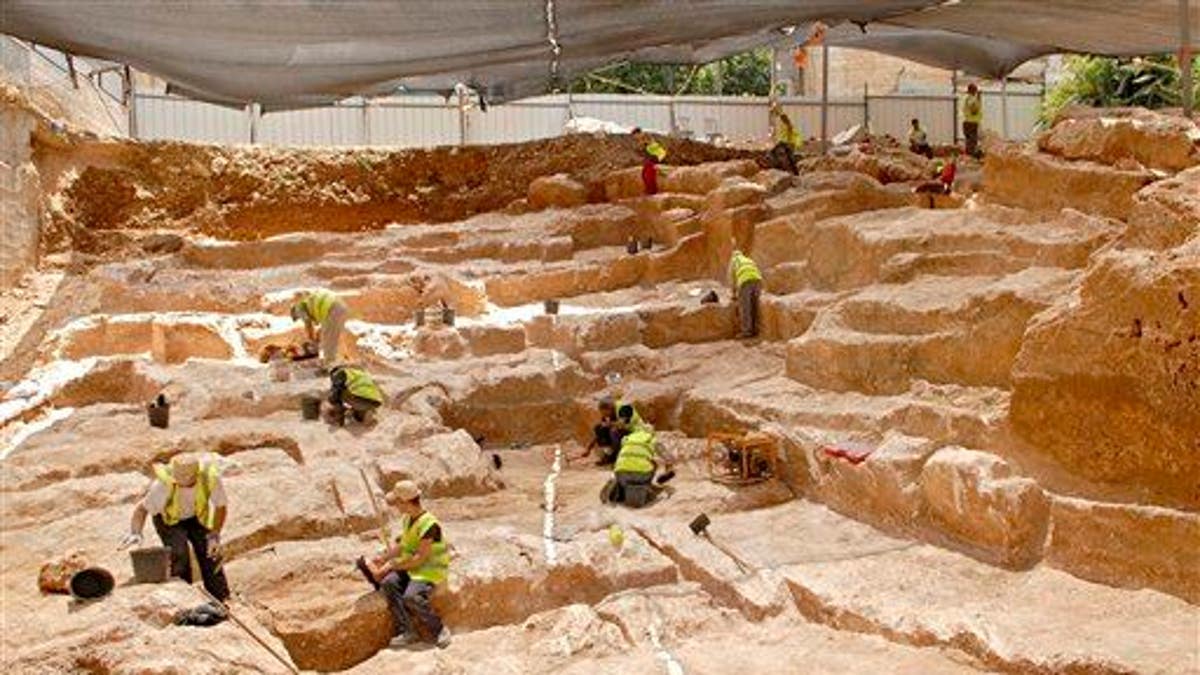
xmin=688 ymin=513 xmax=754 ymax=574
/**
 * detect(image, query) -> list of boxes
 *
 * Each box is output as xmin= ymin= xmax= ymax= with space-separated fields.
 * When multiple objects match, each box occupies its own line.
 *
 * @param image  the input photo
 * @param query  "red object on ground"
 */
xmin=641 ymin=158 xmax=658 ymax=195
xmin=821 ymin=443 xmax=875 ymax=465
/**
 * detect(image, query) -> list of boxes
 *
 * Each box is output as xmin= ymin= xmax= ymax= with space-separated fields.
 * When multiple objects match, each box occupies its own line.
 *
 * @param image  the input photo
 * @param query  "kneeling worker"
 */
xmin=291 ymin=289 xmax=350 ymax=368
xmin=121 ymin=453 xmax=230 ymax=601
xmin=608 ymin=427 xmax=672 ymax=506
xmin=329 ymin=364 xmax=384 ymax=425
xmin=582 ymin=397 xmax=650 ymax=466
xmin=729 ymin=248 xmax=763 ymax=339
xmin=368 ymin=480 xmax=451 ymax=649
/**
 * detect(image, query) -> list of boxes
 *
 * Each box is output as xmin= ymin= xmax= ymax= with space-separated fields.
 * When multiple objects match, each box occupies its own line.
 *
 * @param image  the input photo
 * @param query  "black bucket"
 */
xmin=414 ymin=308 xmax=426 ymax=328
xmin=441 ymin=307 xmax=456 ymax=327
xmin=147 ymin=402 xmax=170 ymax=429
xmin=544 ymin=299 xmax=560 ymax=315
xmin=300 ymin=394 xmax=322 ymax=421
xmin=626 ymin=238 xmax=639 ymax=255
xmin=130 ymin=546 xmax=171 ymax=584
xmin=69 ymin=567 xmax=115 ymax=600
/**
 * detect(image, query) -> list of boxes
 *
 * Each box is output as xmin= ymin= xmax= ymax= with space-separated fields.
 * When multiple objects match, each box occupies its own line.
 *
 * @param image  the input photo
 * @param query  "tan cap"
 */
xmin=387 ymin=480 xmax=421 ymax=504
xmin=170 ymin=453 xmax=200 ymax=484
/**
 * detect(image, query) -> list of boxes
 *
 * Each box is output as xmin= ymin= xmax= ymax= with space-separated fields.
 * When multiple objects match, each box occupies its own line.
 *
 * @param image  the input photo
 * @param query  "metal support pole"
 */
xmin=65 ymin=53 xmax=78 ymax=89
xmin=247 ymin=103 xmax=260 ymax=144
xmin=820 ymin=42 xmax=829 ymax=154
xmin=951 ymin=71 xmax=959 ymax=146
xmin=124 ymin=65 xmax=138 ymax=137
xmin=457 ymin=86 xmax=467 ymax=146
xmin=361 ymin=98 xmax=371 ymax=145
xmin=1001 ymin=78 xmax=1010 ymax=139
xmin=862 ymin=82 xmax=869 ymax=133
xmin=1182 ymin=0 xmax=1194 ymax=119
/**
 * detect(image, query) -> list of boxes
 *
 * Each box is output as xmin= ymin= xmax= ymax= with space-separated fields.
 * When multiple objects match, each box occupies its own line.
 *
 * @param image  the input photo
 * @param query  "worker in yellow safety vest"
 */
xmin=606 ymin=428 xmax=673 ymax=507
xmin=290 ymin=288 xmax=350 ymax=368
xmin=776 ymin=113 xmax=803 ymax=152
xmin=582 ymin=396 xmax=652 ymax=466
xmin=328 ymin=364 xmax=384 ymax=425
xmin=961 ymin=83 xmax=983 ymax=159
xmin=367 ymin=480 xmax=452 ymax=649
xmin=120 ymin=452 xmax=230 ymax=600
xmin=728 ymin=248 xmax=763 ymax=339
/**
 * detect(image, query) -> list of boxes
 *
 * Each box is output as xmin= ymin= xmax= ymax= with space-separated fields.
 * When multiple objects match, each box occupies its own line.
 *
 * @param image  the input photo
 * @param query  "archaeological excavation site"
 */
xmin=1 ymin=4 xmax=1199 ymax=674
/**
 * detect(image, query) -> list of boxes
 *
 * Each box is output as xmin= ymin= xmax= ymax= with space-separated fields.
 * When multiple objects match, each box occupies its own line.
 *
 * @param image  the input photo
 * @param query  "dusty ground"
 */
xmin=1 ymin=105 xmax=1199 ymax=674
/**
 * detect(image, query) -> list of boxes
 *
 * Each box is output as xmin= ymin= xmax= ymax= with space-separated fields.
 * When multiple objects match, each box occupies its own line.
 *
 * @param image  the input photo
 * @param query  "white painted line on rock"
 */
xmin=648 ymin=621 xmax=685 ymax=675
xmin=542 ymin=444 xmax=563 ymax=565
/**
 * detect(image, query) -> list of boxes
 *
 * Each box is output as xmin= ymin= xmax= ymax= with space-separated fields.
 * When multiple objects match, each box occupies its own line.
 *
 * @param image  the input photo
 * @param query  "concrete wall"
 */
xmin=0 ymin=40 xmax=40 ymax=290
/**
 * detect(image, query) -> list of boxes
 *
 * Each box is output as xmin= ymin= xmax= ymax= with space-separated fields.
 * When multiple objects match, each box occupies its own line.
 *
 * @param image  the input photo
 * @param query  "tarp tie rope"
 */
xmin=545 ymin=0 xmax=562 ymax=87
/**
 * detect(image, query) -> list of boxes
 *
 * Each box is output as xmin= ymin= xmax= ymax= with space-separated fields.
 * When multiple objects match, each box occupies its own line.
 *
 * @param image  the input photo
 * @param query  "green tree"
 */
xmin=1042 ymin=55 xmax=1200 ymax=123
xmin=571 ymin=48 xmax=776 ymax=96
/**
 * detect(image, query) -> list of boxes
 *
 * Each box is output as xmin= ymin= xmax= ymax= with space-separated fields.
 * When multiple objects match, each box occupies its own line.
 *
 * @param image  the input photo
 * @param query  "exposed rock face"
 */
xmin=528 ymin=173 xmax=589 ymax=209
xmin=1010 ymin=242 xmax=1200 ymax=509
xmin=797 ymin=148 xmax=928 ymax=183
xmin=1040 ymin=107 xmax=1199 ymax=173
xmin=1125 ymin=165 xmax=1200 ymax=249
xmin=1045 ymin=496 xmax=1200 ymax=603
xmin=919 ymin=447 xmax=1049 ymax=568
xmin=983 ymin=143 xmax=1155 ymax=220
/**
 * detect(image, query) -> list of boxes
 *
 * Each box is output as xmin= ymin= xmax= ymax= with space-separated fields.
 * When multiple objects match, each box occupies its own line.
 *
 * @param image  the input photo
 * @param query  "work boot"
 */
xmin=436 ymin=627 xmax=452 ymax=648
xmin=389 ymin=632 xmax=417 ymax=650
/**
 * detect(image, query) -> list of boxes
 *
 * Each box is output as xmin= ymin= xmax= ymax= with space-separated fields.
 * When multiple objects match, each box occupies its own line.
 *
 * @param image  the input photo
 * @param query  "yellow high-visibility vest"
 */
xmin=614 ymin=429 xmax=657 ymax=474
xmin=300 ymin=290 xmax=339 ymax=325
xmin=343 ymin=367 xmax=383 ymax=404
xmin=394 ymin=512 xmax=450 ymax=585
xmin=152 ymin=461 xmax=220 ymax=530
xmin=729 ymin=252 xmax=763 ymax=289
xmin=962 ymin=93 xmax=983 ymax=124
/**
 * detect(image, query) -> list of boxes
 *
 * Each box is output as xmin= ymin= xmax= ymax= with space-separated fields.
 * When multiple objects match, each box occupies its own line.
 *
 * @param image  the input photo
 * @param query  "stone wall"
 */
xmin=0 ymin=42 xmax=40 ymax=289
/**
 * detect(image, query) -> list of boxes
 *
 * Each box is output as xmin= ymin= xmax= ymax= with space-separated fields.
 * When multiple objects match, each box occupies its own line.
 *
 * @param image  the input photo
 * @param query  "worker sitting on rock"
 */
xmin=770 ymin=112 xmax=802 ymax=174
xmin=914 ymin=152 xmax=957 ymax=207
xmin=328 ymin=364 xmax=383 ymax=425
xmin=367 ymin=480 xmax=452 ymax=649
xmin=290 ymin=288 xmax=350 ymax=368
xmin=120 ymin=452 xmax=230 ymax=601
xmin=728 ymin=248 xmax=763 ymax=339
xmin=908 ymin=118 xmax=933 ymax=158
xmin=605 ymin=427 xmax=673 ymax=507
xmin=581 ymin=396 xmax=650 ymax=466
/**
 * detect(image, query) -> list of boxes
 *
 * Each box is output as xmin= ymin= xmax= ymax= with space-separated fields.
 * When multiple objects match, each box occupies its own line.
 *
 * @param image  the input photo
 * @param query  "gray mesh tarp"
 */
xmin=827 ymin=25 xmax=1053 ymax=79
xmin=0 ymin=1 xmax=1193 ymax=108
xmin=0 ymin=0 xmax=938 ymax=107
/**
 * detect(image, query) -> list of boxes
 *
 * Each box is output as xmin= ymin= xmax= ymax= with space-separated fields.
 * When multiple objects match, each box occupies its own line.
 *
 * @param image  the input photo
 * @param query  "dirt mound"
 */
xmin=38 ymin=131 xmax=757 ymax=253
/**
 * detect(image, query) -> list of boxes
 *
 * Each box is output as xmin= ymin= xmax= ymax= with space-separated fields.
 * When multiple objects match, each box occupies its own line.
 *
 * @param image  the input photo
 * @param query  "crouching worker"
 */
xmin=605 ymin=428 xmax=673 ymax=508
xmin=290 ymin=288 xmax=350 ymax=368
xmin=579 ymin=397 xmax=650 ymax=466
xmin=328 ymin=365 xmax=383 ymax=425
xmin=368 ymin=481 xmax=451 ymax=649
xmin=729 ymin=248 xmax=763 ymax=339
xmin=120 ymin=453 xmax=230 ymax=601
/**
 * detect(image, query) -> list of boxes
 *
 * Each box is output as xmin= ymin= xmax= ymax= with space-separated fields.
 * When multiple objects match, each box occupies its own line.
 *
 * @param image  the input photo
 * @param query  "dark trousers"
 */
xmin=380 ymin=571 xmax=443 ymax=639
xmin=963 ymin=121 xmax=980 ymax=157
xmin=592 ymin=425 xmax=627 ymax=465
xmin=610 ymin=470 xmax=654 ymax=505
xmin=769 ymin=142 xmax=798 ymax=175
xmin=153 ymin=515 xmax=230 ymax=601
xmin=329 ymin=389 xmax=381 ymax=423
xmin=737 ymin=280 xmax=761 ymax=338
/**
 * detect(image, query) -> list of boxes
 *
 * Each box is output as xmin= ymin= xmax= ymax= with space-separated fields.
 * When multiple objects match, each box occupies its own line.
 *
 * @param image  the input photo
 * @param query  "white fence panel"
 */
xmin=369 ymin=99 xmax=459 ymax=148
xmin=869 ymin=96 xmax=955 ymax=145
xmin=469 ymin=98 xmax=567 ymax=144
xmin=780 ymin=99 xmax=864 ymax=142
xmin=571 ymin=95 xmax=672 ymax=133
xmin=981 ymin=92 xmax=1041 ymax=140
xmin=258 ymin=105 xmax=363 ymax=146
xmin=675 ymin=97 xmax=767 ymax=142
xmin=135 ymin=95 xmax=245 ymax=144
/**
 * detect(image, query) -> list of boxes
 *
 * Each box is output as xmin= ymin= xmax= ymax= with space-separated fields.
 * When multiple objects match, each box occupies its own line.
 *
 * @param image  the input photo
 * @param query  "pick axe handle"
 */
xmin=703 ymin=532 xmax=755 ymax=575
xmin=196 ymin=586 xmax=299 ymax=674
xmin=358 ymin=467 xmax=387 ymax=530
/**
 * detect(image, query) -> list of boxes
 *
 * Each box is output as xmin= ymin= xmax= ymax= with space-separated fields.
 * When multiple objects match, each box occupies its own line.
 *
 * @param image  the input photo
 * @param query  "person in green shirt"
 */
xmin=962 ymin=83 xmax=984 ymax=159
